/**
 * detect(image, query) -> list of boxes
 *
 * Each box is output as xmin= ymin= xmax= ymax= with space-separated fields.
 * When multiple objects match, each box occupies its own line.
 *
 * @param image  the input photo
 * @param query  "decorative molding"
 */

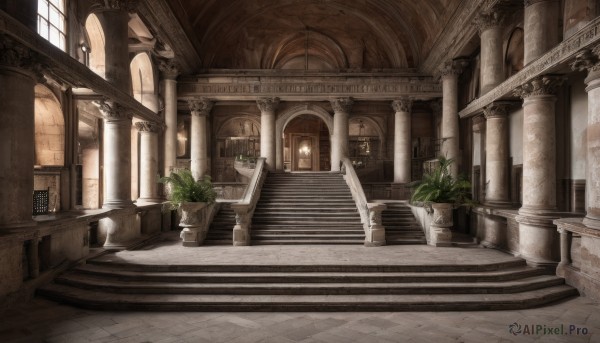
xmin=391 ymin=98 xmax=413 ymax=113
xmin=459 ymin=16 xmax=600 ymax=118
xmin=94 ymin=100 xmax=133 ymax=121
xmin=439 ymin=59 xmax=469 ymax=78
xmin=0 ymin=9 xmax=162 ymax=124
xmin=330 ymin=98 xmax=354 ymax=113
xmin=0 ymin=33 xmax=41 ymax=78
xmin=189 ymin=99 xmax=214 ymax=116
xmin=158 ymin=59 xmax=179 ymax=80
xmin=473 ymin=9 xmax=505 ymax=34
xmin=256 ymin=97 xmax=280 ymax=113
xmin=135 ymin=121 xmax=163 ymax=133
xmin=513 ymin=75 xmax=565 ymax=98
xmin=483 ymin=101 xmax=512 ymax=119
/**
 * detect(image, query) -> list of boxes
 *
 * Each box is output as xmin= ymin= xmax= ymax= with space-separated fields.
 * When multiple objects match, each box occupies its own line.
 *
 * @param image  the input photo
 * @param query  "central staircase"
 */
xmin=251 ymin=172 xmax=365 ymax=245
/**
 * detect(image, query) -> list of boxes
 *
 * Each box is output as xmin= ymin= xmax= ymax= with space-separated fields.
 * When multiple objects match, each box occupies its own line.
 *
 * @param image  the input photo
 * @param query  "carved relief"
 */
xmin=0 ymin=34 xmax=36 ymax=70
xmin=189 ymin=99 xmax=214 ymax=116
xmin=256 ymin=97 xmax=280 ymax=112
xmin=473 ymin=9 xmax=505 ymax=34
xmin=513 ymin=75 xmax=565 ymax=98
xmin=392 ymin=98 xmax=413 ymax=113
xmin=94 ymin=100 xmax=133 ymax=121
xmin=570 ymin=47 xmax=600 ymax=76
xmin=92 ymin=0 xmax=138 ymax=12
xmin=483 ymin=102 xmax=512 ymax=119
xmin=135 ymin=121 xmax=164 ymax=133
xmin=439 ymin=59 xmax=469 ymax=78
xmin=158 ymin=59 xmax=179 ymax=80
xmin=330 ymin=97 xmax=354 ymax=113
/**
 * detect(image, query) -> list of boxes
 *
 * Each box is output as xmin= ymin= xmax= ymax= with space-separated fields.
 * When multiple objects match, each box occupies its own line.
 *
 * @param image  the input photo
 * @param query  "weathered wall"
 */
xmin=569 ymin=74 xmax=588 ymax=180
xmin=509 ymin=108 xmax=523 ymax=165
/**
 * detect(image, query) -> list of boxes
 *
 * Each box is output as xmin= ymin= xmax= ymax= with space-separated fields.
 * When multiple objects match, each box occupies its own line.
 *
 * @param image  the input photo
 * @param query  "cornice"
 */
xmin=459 ymin=16 xmax=600 ymax=118
xmin=0 ymin=9 xmax=161 ymax=124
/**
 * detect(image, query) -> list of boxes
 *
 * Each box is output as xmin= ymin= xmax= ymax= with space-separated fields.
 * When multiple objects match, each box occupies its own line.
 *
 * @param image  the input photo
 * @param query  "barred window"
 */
xmin=38 ymin=0 xmax=67 ymax=50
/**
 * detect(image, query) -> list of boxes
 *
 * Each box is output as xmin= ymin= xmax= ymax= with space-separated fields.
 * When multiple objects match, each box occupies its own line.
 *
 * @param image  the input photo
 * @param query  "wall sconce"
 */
xmin=299 ymin=145 xmax=311 ymax=157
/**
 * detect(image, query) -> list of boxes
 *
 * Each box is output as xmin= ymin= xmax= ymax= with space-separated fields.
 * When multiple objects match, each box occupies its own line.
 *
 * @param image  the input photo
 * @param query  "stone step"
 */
xmin=252 ymin=240 xmax=364 ymax=245
xmin=254 ymin=207 xmax=359 ymax=212
xmin=252 ymin=218 xmax=362 ymax=223
xmin=251 ymin=234 xmax=365 ymax=240
xmin=38 ymin=283 xmax=578 ymax=311
xmin=251 ymin=229 xmax=364 ymax=235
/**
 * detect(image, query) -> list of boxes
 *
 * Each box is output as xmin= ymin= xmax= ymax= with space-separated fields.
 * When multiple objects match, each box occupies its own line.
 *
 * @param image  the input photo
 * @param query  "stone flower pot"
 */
xmin=429 ymin=202 xmax=453 ymax=246
xmin=179 ymin=202 xmax=208 ymax=247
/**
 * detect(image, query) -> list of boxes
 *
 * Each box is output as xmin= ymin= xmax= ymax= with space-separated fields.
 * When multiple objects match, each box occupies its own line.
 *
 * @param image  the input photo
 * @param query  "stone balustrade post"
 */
xmin=189 ymin=99 xmax=213 ymax=180
xmin=558 ymin=228 xmax=573 ymax=267
xmin=257 ymin=98 xmax=280 ymax=171
xmin=330 ymin=98 xmax=354 ymax=172
xmin=392 ymin=98 xmax=412 ymax=184
xmin=231 ymin=203 xmax=251 ymax=246
xmin=366 ymin=203 xmax=387 ymax=247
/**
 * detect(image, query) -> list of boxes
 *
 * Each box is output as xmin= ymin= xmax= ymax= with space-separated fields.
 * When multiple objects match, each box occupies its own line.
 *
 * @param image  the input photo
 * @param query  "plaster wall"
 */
xmin=473 ymin=132 xmax=481 ymax=165
xmin=509 ymin=108 xmax=523 ymax=165
xmin=569 ymin=75 xmax=588 ymax=180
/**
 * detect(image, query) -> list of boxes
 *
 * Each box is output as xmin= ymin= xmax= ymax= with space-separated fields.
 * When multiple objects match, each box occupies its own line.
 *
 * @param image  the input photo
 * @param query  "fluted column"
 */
xmin=159 ymin=60 xmax=179 ymax=177
xmin=474 ymin=9 xmax=505 ymax=94
xmin=571 ymin=48 xmax=600 ymax=229
xmin=330 ymin=98 xmax=354 ymax=172
xmin=514 ymin=75 xmax=564 ymax=266
xmin=257 ymin=97 xmax=280 ymax=171
xmin=96 ymin=100 xmax=134 ymax=209
xmin=439 ymin=60 xmax=467 ymax=177
xmin=524 ymin=0 xmax=560 ymax=65
xmin=0 ymin=35 xmax=39 ymax=229
xmin=392 ymin=98 xmax=412 ymax=183
xmin=136 ymin=122 xmax=163 ymax=204
xmin=483 ymin=102 xmax=512 ymax=207
xmin=189 ymin=99 xmax=213 ymax=180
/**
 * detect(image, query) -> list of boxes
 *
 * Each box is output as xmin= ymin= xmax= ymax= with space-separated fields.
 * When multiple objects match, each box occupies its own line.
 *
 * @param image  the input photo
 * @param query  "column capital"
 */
xmin=135 ymin=121 xmax=164 ymax=133
xmin=91 ymin=0 xmax=138 ymax=12
xmin=439 ymin=59 xmax=469 ymax=79
xmin=524 ymin=0 xmax=556 ymax=7
xmin=392 ymin=98 xmax=413 ymax=113
xmin=473 ymin=9 xmax=505 ymax=34
xmin=158 ymin=59 xmax=180 ymax=80
xmin=330 ymin=97 xmax=354 ymax=113
xmin=571 ymin=47 xmax=600 ymax=80
xmin=189 ymin=99 xmax=214 ymax=116
xmin=513 ymin=75 xmax=565 ymax=98
xmin=483 ymin=101 xmax=513 ymax=119
xmin=94 ymin=100 xmax=132 ymax=121
xmin=0 ymin=34 xmax=44 ymax=79
xmin=256 ymin=97 xmax=280 ymax=113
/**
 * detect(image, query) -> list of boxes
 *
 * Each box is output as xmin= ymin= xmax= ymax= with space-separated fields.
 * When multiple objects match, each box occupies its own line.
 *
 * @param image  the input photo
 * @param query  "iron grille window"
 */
xmin=38 ymin=0 xmax=67 ymax=50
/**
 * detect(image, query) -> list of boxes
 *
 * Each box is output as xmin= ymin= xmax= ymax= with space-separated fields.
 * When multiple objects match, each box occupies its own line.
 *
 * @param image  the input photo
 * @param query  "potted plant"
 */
xmin=160 ymin=169 xmax=217 ymax=246
xmin=409 ymin=157 xmax=472 ymax=245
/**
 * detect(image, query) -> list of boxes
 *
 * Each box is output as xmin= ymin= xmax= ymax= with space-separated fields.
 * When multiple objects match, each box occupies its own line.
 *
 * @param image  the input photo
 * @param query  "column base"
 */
xmin=102 ymin=200 xmax=135 ymax=210
xmin=136 ymin=198 xmax=164 ymax=205
xmin=516 ymin=213 xmax=560 ymax=266
xmin=428 ymin=226 xmax=452 ymax=247
xmin=583 ymin=216 xmax=600 ymax=230
xmin=483 ymin=200 xmax=513 ymax=208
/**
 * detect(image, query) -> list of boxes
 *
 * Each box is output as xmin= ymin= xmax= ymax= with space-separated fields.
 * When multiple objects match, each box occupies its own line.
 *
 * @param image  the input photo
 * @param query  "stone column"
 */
xmin=392 ymin=98 xmax=412 ymax=183
xmin=0 ymin=36 xmax=38 ymax=229
xmin=514 ymin=75 xmax=564 ymax=266
xmin=483 ymin=102 xmax=512 ymax=207
xmin=474 ymin=9 xmax=505 ymax=94
xmin=439 ymin=60 xmax=467 ymax=177
xmin=330 ymin=98 xmax=354 ymax=172
xmin=524 ymin=0 xmax=560 ymax=65
xmin=159 ymin=60 xmax=179 ymax=177
xmin=571 ymin=48 xmax=600 ymax=229
xmin=257 ymin=97 xmax=280 ymax=171
xmin=136 ymin=122 xmax=163 ymax=204
xmin=189 ymin=99 xmax=213 ymax=180
xmin=96 ymin=101 xmax=134 ymax=209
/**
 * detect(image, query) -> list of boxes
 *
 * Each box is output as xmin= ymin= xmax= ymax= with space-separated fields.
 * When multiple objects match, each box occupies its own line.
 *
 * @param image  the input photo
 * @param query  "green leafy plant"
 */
xmin=159 ymin=169 xmax=217 ymax=209
xmin=409 ymin=157 xmax=473 ymax=206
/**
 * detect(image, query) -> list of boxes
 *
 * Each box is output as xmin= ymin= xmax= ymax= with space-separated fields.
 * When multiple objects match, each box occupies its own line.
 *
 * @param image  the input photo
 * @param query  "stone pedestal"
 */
xmin=392 ymin=99 xmax=412 ymax=183
xmin=439 ymin=60 xmax=467 ymax=177
xmin=524 ymin=0 xmax=560 ymax=65
xmin=483 ymin=102 xmax=511 ymax=207
xmin=159 ymin=60 xmax=179 ymax=177
xmin=136 ymin=122 xmax=162 ymax=204
xmin=475 ymin=9 xmax=505 ymax=94
xmin=231 ymin=203 xmax=251 ymax=246
xmin=0 ymin=36 xmax=37 ymax=229
xmin=189 ymin=99 xmax=213 ymax=180
xmin=429 ymin=203 xmax=453 ymax=247
xmin=179 ymin=202 xmax=208 ymax=247
xmin=99 ymin=207 xmax=139 ymax=249
xmin=330 ymin=98 xmax=353 ymax=172
xmin=257 ymin=98 xmax=279 ymax=171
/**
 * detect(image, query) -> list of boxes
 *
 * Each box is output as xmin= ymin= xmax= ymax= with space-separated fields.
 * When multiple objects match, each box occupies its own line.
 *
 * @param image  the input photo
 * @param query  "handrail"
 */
xmin=231 ymin=157 xmax=267 ymax=246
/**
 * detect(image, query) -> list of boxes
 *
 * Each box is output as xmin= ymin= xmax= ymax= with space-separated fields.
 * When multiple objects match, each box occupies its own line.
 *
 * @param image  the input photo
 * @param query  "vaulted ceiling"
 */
xmin=169 ymin=0 xmax=464 ymax=70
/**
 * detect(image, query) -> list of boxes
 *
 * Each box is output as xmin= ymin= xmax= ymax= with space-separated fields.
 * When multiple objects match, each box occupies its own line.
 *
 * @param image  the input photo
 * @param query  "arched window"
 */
xmin=130 ymin=53 xmax=158 ymax=112
xmin=37 ymin=0 xmax=67 ymax=50
xmin=85 ymin=13 xmax=106 ymax=78
xmin=34 ymin=85 xmax=65 ymax=166
xmin=505 ymin=28 xmax=524 ymax=78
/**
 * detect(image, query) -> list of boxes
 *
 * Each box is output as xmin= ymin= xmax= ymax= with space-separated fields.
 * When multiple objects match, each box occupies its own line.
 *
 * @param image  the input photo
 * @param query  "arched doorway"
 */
xmin=283 ymin=114 xmax=330 ymax=172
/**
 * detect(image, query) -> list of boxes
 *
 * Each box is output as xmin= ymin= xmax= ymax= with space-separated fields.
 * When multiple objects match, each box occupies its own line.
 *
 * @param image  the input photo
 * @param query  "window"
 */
xmin=38 ymin=0 xmax=67 ymax=50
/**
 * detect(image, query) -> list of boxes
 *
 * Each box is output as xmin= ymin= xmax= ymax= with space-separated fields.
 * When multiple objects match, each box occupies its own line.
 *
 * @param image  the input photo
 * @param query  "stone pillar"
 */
xmin=483 ymin=102 xmax=512 ymax=207
xmin=0 ymin=36 xmax=38 ymax=229
xmin=571 ymin=48 xmax=600 ymax=229
xmin=257 ymin=97 xmax=280 ymax=171
xmin=96 ymin=101 xmax=134 ymax=209
xmin=474 ymin=9 xmax=505 ymax=94
xmin=439 ymin=60 xmax=467 ymax=177
xmin=136 ymin=122 xmax=162 ymax=204
xmin=159 ymin=60 xmax=179 ymax=177
xmin=392 ymin=98 xmax=412 ymax=183
xmin=189 ymin=99 xmax=213 ymax=180
xmin=330 ymin=98 xmax=354 ymax=172
xmin=514 ymin=75 xmax=564 ymax=266
xmin=524 ymin=0 xmax=560 ymax=65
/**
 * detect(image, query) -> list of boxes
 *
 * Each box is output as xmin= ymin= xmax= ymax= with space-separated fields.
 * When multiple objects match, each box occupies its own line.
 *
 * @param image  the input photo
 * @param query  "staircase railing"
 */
xmin=340 ymin=158 xmax=387 ymax=246
xmin=231 ymin=157 xmax=267 ymax=246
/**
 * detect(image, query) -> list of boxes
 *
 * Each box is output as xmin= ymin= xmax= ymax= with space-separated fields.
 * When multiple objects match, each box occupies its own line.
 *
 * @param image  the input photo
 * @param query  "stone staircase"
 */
xmin=382 ymin=202 xmax=427 ymax=245
xmin=251 ymin=172 xmax=365 ymax=245
xmin=38 ymin=258 xmax=578 ymax=311
xmin=204 ymin=203 xmax=235 ymax=245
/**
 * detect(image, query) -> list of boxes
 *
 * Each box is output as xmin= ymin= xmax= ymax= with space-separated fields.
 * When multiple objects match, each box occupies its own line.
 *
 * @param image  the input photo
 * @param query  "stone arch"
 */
xmin=349 ymin=115 xmax=385 ymax=159
xmin=34 ymin=84 xmax=65 ymax=166
xmin=216 ymin=115 xmax=262 ymax=138
xmin=130 ymin=52 xmax=158 ymax=112
xmin=275 ymin=104 xmax=333 ymax=171
xmin=85 ymin=13 xmax=105 ymax=78
xmin=505 ymin=27 xmax=524 ymax=78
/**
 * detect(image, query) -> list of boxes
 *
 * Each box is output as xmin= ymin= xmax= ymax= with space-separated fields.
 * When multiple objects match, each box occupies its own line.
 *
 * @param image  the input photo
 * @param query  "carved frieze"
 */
xmin=391 ymin=98 xmax=413 ymax=113
xmin=330 ymin=98 xmax=354 ymax=113
xmin=158 ymin=59 xmax=179 ymax=80
xmin=256 ymin=97 xmax=281 ymax=113
xmin=513 ymin=75 xmax=565 ymax=98
xmin=189 ymin=99 xmax=214 ymax=116
xmin=135 ymin=121 xmax=164 ymax=133
xmin=94 ymin=100 xmax=133 ymax=121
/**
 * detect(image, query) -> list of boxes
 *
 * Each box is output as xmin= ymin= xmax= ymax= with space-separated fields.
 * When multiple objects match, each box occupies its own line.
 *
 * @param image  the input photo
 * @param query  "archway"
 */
xmin=84 ymin=13 xmax=105 ymax=78
xmin=214 ymin=116 xmax=262 ymax=182
xmin=130 ymin=53 xmax=158 ymax=112
xmin=349 ymin=116 xmax=385 ymax=181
